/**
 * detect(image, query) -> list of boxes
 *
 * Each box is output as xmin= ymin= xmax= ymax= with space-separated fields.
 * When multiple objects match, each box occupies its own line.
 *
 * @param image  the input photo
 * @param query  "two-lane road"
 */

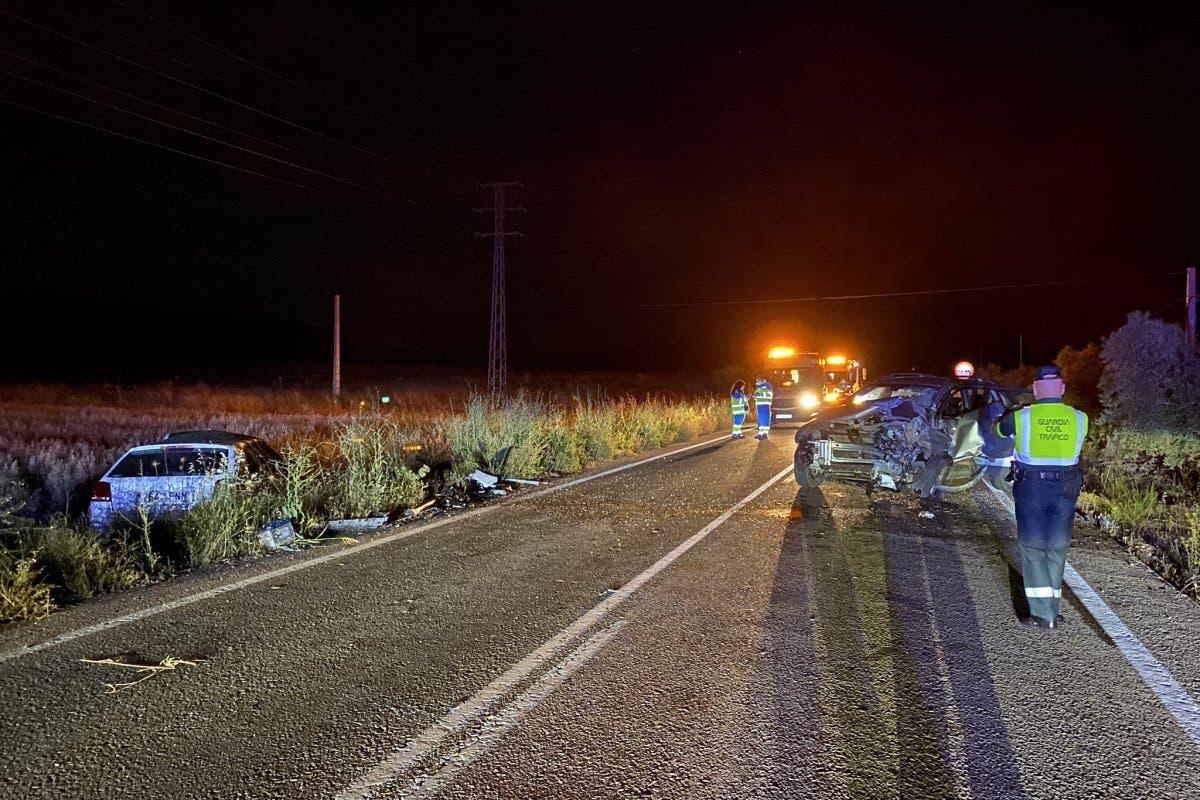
xmin=2 ymin=435 xmax=1199 ymax=799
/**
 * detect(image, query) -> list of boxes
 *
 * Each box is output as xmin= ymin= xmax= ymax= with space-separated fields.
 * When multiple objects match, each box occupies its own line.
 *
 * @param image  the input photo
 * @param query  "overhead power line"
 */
xmin=569 ymin=272 xmax=1187 ymax=310
xmin=105 ymin=0 xmax=363 ymax=117
xmin=3 ymin=69 xmax=398 ymax=198
xmin=0 ymin=47 xmax=311 ymax=158
xmin=2 ymin=98 xmax=348 ymax=200
xmin=0 ymin=8 xmax=402 ymax=169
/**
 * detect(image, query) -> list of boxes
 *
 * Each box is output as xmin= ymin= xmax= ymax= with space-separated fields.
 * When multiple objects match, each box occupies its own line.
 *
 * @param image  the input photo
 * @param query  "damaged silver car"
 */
xmin=793 ymin=373 xmax=1031 ymax=496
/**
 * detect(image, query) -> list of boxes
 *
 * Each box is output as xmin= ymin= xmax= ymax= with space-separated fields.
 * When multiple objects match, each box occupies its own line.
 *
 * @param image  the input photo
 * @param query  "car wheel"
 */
xmin=793 ymin=449 xmax=826 ymax=489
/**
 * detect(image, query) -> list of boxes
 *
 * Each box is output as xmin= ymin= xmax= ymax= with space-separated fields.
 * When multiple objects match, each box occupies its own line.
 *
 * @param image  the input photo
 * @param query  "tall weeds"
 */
xmin=0 ymin=555 xmax=54 ymax=624
xmin=327 ymin=420 xmax=429 ymax=517
xmin=1100 ymin=470 xmax=1158 ymax=544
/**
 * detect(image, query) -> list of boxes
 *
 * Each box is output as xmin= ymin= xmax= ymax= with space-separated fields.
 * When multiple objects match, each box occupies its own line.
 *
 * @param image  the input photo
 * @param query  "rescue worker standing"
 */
xmin=995 ymin=365 xmax=1088 ymax=630
xmin=730 ymin=380 xmax=749 ymax=440
xmin=753 ymin=376 xmax=773 ymax=440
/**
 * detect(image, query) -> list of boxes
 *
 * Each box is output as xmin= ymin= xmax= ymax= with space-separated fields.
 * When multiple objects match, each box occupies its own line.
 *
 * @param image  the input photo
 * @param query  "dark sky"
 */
xmin=3 ymin=1 xmax=1197 ymax=381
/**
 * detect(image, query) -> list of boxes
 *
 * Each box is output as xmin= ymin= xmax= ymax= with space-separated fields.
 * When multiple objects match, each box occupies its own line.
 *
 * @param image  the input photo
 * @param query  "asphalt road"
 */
xmin=2 ymin=435 xmax=1200 ymax=799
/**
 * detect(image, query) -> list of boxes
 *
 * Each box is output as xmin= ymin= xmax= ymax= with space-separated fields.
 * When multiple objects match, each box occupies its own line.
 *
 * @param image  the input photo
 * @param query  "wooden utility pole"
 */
xmin=333 ymin=293 xmax=342 ymax=400
xmin=1187 ymin=266 xmax=1197 ymax=351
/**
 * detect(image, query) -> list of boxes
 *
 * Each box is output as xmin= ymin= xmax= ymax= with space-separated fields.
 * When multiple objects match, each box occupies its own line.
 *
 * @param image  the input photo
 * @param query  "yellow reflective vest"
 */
xmin=1009 ymin=401 xmax=1088 ymax=467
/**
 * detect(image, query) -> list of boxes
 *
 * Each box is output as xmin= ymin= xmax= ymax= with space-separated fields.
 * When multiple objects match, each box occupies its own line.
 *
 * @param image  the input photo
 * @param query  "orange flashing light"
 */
xmin=768 ymin=346 xmax=797 ymax=359
xmin=825 ymin=354 xmax=847 ymax=365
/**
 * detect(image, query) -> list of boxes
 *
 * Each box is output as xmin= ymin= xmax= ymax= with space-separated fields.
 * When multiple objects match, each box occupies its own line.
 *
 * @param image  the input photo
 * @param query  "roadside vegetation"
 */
xmin=985 ymin=312 xmax=1200 ymax=599
xmin=0 ymin=376 xmax=724 ymax=623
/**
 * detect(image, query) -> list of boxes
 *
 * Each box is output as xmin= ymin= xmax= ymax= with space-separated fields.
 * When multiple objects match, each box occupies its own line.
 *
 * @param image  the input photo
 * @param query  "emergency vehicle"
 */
xmin=761 ymin=346 xmax=823 ymax=421
xmin=761 ymin=346 xmax=868 ymax=420
xmin=818 ymin=354 xmax=867 ymax=405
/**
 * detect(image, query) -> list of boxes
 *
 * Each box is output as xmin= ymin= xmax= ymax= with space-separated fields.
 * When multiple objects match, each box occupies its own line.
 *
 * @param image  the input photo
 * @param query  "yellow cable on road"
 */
xmin=80 ymin=656 xmax=202 ymax=694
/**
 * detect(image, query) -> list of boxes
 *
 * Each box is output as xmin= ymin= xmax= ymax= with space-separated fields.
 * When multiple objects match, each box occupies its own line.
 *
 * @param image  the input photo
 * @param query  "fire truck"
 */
xmin=761 ymin=346 xmax=866 ymax=420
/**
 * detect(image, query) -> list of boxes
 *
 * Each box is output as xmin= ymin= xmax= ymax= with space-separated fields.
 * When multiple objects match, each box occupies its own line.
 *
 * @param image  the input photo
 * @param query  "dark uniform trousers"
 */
xmin=1013 ymin=467 xmax=1083 ymax=621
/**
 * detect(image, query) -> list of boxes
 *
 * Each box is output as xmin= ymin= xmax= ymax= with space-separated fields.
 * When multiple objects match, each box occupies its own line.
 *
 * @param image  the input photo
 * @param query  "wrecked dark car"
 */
xmin=793 ymin=373 xmax=1032 ymax=496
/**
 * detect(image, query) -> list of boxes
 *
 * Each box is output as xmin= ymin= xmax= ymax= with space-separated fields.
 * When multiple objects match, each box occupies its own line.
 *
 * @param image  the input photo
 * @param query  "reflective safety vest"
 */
xmin=1012 ymin=402 xmax=1088 ymax=466
xmin=731 ymin=392 xmax=748 ymax=414
xmin=754 ymin=381 xmax=773 ymax=404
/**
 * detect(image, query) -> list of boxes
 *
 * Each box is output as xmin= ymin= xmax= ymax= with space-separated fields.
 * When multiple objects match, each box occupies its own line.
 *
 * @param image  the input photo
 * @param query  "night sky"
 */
xmin=3 ymin=1 xmax=1197 ymax=381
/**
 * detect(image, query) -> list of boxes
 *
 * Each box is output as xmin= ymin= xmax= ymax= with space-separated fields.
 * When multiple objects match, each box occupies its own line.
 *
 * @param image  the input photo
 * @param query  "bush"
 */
xmin=445 ymin=396 xmax=548 ymax=480
xmin=540 ymin=418 xmax=584 ymax=475
xmin=20 ymin=522 xmax=140 ymax=602
xmin=328 ymin=420 xmax=429 ymax=517
xmin=1100 ymin=470 xmax=1158 ymax=543
xmin=1100 ymin=311 xmax=1200 ymax=430
xmin=169 ymin=478 xmax=278 ymax=567
xmin=0 ymin=555 xmax=55 ymax=624
xmin=1184 ymin=506 xmax=1200 ymax=594
xmin=1055 ymin=342 xmax=1103 ymax=416
xmin=573 ymin=398 xmax=616 ymax=462
xmin=274 ymin=444 xmax=326 ymax=533
xmin=1100 ymin=430 xmax=1200 ymax=497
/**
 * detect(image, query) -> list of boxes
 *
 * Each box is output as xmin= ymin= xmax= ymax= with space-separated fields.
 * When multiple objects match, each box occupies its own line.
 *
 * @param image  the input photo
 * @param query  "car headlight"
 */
xmin=799 ymin=391 xmax=820 ymax=410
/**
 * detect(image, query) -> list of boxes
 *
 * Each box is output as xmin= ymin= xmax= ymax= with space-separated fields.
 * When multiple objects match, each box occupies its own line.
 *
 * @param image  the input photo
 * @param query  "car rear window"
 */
xmin=109 ymin=447 xmax=228 ymax=477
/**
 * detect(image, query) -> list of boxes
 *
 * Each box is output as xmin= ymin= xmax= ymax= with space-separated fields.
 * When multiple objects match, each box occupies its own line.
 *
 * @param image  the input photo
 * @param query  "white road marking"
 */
xmin=981 ymin=479 xmax=1200 ymax=749
xmin=0 ymin=434 xmax=728 ymax=664
xmin=337 ymin=464 xmax=794 ymax=800
xmin=400 ymin=621 xmax=628 ymax=799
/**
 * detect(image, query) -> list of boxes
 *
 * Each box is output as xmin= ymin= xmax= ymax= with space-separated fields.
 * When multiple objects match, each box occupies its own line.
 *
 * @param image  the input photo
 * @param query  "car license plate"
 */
xmin=776 ymin=413 xmax=793 ymax=419
xmin=136 ymin=490 xmax=193 ymax=507
xmin=816 ymin=439 xmax=832 ymax=466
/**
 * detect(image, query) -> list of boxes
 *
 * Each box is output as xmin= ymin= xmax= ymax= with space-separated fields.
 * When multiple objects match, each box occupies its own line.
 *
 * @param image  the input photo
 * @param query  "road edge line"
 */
xmin=981 ymin=479 xmax=1200 ymax=749
xmin=0 ymin=434 xmax=728 ymax=664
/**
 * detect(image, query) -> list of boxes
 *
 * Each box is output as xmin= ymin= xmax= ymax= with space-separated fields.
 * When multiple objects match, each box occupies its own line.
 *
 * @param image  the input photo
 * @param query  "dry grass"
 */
xmin=0 ymin=374 xmax=724 ymax=622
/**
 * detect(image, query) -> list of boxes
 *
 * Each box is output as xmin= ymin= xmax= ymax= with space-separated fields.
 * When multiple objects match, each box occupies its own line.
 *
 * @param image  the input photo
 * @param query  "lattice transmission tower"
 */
xmin=475 ymin=181 xmax=524 ymax=397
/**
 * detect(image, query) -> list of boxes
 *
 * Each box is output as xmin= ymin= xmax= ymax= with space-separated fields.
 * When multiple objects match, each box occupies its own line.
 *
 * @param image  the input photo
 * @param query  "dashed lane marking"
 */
xmin=982 ymin=479 xmax=1200 ymax=749
xmin=400 ymin=622 xmax=628 ymax=799
xmin=337 ymin=464 xmax=794 ymax=799
xmin=0 ymin=434 xmax=729 ymax=665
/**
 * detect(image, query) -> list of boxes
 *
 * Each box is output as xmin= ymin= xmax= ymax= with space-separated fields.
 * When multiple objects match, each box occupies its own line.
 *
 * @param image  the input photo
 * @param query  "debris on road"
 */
xmin=503 ymin=477 xmax=540 ymax=486
xmin=258 ymin=519 xmax=298 ymax=550
xmin=918 ymin=511 xmax=935 ymax=519
xmin=401 ymin=498 xmax=438 ymax=519
xmin=81 ymin=655 xmax=203 ymax=694
xmin=326 ymin=516 xmax=388 ymax=533
xmin=467 ymin=469 xmax=500 ymax=489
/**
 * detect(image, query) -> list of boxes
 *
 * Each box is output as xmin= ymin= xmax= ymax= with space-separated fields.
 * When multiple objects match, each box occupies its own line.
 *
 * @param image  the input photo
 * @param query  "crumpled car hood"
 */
xmin=794 ymin=390 xmax=993 ymax=495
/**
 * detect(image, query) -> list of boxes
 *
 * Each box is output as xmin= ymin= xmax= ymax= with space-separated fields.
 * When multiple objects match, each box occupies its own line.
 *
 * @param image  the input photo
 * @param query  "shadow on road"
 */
xmin=762 ymin=485 xmax=1027 ymax=798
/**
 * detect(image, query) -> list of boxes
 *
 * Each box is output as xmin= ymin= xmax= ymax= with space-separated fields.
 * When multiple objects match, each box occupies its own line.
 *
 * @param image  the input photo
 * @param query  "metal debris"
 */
xmin=258 ymin=518 xmax=298 ymax=550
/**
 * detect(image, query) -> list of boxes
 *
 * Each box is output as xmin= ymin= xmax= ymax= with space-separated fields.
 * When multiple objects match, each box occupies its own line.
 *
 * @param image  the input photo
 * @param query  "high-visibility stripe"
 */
xmin=1025 ymin=586 xmax=1056 ymax=598
xmin=1018 ymin=407 xmax=1031 ymax=459
xmin=1073 ymin=409 xmax=1086 ymax=459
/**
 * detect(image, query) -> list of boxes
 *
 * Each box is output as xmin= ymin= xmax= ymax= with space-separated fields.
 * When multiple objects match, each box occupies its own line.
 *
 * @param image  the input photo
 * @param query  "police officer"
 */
xmin=730 ymin=380 xmax=749 ymax=440
xmin=995 ymin=365 xmax=1088 ymax=630
xmin=753 ymin=376 xmax=774 ymax=440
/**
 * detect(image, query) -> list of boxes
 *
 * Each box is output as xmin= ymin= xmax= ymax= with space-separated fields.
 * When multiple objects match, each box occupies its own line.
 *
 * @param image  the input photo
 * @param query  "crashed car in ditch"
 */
xmin=793 ymin=373 xmax=1032 ymax=496
xmin=89 ymin=430 xmax=283 ymax=530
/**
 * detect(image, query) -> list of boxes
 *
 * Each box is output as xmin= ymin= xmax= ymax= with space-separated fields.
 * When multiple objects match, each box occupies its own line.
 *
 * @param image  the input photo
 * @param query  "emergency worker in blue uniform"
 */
xmin=753 ymin=376 xmax=773 ymax=440
xmin=995 ymin=365 xmax=1089 ymax=630
xmin=730 ymin=380 xmax=749 ymax=440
